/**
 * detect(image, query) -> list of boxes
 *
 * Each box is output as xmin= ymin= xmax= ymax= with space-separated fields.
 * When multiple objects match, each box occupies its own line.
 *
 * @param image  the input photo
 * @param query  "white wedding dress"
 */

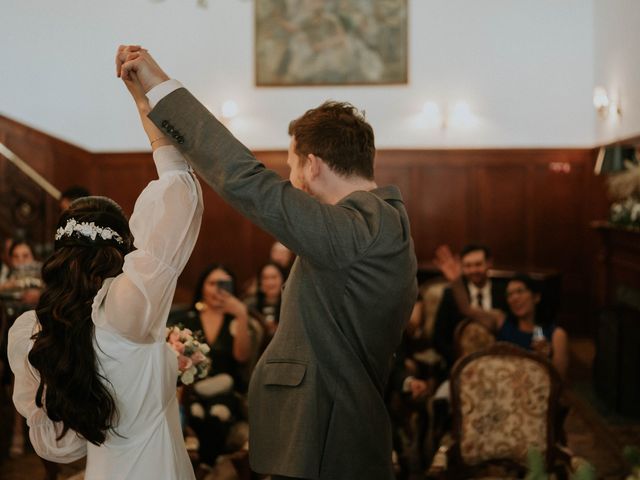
xmin=8 ymin=146 xmax=202 ymax=480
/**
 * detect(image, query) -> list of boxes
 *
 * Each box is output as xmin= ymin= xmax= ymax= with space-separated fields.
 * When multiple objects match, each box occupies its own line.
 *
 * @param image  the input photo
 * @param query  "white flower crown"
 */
xmin=55 ymin=218 xmax=124 ymax=245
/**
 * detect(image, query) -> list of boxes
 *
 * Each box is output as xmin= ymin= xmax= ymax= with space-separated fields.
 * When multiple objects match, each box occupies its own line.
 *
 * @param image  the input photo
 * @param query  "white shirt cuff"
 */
xmin=147 ymin=79 xmax=183 ymax=109
xmin=153 ymin=146 xmax=190 ymax=177
xmin=402 ymin=376 xmax=415 ymax=393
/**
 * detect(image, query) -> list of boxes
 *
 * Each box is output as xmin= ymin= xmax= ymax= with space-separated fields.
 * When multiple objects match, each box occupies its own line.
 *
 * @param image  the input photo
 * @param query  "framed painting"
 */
xmin=255 ymin=0 xmax=408 ymax=86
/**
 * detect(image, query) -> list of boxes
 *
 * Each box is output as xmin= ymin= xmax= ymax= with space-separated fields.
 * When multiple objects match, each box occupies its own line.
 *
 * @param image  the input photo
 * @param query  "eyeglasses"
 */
xmin=506 ymin=287 xmax=529 ymax=298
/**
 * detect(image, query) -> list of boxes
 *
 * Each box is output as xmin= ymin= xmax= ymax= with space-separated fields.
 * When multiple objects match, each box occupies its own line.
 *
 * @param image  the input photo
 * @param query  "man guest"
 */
xmin=433 ymin=244 xmax=508 ymax=368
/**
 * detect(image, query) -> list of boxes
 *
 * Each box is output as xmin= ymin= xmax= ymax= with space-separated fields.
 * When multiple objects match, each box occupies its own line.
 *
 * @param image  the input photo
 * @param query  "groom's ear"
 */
xmin=306 ymin=154 xmax=322 ymax=180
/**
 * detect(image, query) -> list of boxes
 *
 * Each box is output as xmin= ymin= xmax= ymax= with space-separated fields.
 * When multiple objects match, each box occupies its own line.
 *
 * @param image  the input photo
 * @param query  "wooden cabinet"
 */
xmin=592 ymin=223 xmax=640 ymax=417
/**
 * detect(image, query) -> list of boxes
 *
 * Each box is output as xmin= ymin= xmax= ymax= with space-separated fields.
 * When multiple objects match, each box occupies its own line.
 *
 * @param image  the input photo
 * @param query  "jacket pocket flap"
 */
xmin=264 ymin=361 xmax=307 ymax=387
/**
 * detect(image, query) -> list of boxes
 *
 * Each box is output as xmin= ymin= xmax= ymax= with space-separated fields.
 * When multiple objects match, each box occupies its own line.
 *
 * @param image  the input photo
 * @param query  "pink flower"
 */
xmin=191 ymin=351 xmax=206 ymax=365
xmin=177 ymin=355 xmax=193 ymax=372
xmin=168 ymin=330 xmax=180 ymax=345
xmin=166 ymin=326 xmax=211 ymax=385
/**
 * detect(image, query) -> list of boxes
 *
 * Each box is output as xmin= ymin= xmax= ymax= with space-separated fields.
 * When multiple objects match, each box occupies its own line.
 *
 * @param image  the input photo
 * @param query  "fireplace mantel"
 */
xmin=592 ymin=221 xmax=640 ymax=417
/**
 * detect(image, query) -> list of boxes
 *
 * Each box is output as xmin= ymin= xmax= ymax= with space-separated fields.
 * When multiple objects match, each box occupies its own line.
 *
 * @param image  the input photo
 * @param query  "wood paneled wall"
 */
xmin=0 ymin=115 xmax=610 ymax=334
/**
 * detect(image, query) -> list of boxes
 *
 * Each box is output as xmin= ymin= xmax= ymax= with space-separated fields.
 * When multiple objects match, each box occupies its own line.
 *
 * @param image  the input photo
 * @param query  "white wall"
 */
xmin=593 ymin=0 xmax=640 ymax=145
xmin=1 ymin=0 xmax=596 ymax=151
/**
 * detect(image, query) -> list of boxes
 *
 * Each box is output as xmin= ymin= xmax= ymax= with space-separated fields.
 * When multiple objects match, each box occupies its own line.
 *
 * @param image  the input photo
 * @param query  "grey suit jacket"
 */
xmin=150 ymin=89 xmax=417 ymax=480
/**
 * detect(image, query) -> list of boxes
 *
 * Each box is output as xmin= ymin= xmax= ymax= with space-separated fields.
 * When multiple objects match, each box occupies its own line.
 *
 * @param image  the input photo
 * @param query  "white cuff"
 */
xmin=402 ymin=376 xmax=415 ymax=393
xmin=147 ymin=79 xmax=183 ymax=109
xmin=153 ymin=146 xmax=190 ymax=177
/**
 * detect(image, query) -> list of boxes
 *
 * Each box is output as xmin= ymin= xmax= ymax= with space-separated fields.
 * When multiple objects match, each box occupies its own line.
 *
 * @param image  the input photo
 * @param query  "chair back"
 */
xmin=449 ymin=342 xmax=562 ymax=473
xmin=454 ymin=319 xmax=496 ymax=359
xmin=421 ymin=280 xmax=448 ymax=340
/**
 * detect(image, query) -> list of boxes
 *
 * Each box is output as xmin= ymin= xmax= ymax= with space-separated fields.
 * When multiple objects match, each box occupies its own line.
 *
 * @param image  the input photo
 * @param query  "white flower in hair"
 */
xmin=55 ymin=218 xmax=124 ymax=245
xmin=101 ymin=229 xmax=114 ymax=240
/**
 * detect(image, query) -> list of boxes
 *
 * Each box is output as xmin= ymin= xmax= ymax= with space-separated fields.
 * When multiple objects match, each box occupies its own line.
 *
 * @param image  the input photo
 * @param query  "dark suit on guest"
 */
xmin=149 ymin=89 xmax=418 ymax=480
xmin=433 ymin=279 xmax=508 ymax=368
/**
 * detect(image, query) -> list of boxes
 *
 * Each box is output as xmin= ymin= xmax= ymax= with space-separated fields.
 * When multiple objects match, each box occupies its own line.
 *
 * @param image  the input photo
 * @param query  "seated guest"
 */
xmin=1 ymin=240 xmax=42 ymax=458
xmin=244 ymin=261 xmax=285 ymax=347
xmin=432 ymin=244 xmax=508 ymax=368
xmin=434 ymin=247 xmax=569 ymax=379
xmin=242 ymin=241 xmax=294 ymax=297
xmin=173 ymin=263 xmax=251 ymax=474
xmin=499 ymin=274 xmax=569 ymax=379
xmin=8 ymin=239 xmax=36 ymax=269
xmin=269 ymin=241 xmax=294 ymax=273
xmin=0 ymin=240 xmax=42 ymax=306
xmin=386 ymin=295 xmax=442 ymax=476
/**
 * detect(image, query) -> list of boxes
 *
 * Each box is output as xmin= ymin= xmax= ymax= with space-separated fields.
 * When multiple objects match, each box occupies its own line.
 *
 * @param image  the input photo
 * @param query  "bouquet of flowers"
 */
xmin=166 ymin=325 xmax=211 ymax=385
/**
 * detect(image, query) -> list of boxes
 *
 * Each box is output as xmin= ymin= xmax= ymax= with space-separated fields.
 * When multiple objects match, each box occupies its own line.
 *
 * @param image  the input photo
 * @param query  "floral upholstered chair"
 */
xmin=428 ymin=342 xmax=579 ymax=479
xmin=454 ymin=319 xmax=496 ymax=360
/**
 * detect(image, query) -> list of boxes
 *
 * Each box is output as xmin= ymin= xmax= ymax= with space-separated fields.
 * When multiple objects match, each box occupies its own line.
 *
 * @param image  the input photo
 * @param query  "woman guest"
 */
xmin=2 ymin=240 xmax=43 ymax=459
xmin=244 ymin=261 xmax=285 ymax=346
xmin=499 ymin=274 xmax=569 ymax=379
xmin=8 ymin=76 xmax=203 ymax=479
xmin=0 ymin=240 xmax=42 ymax=305
xmin=179 ymin=264 xmax=251 ymax=473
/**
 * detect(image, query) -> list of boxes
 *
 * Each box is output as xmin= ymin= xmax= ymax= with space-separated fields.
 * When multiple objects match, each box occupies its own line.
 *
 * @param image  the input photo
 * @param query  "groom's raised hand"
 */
xmin=116 ymin=45 xmax=170 ymax=93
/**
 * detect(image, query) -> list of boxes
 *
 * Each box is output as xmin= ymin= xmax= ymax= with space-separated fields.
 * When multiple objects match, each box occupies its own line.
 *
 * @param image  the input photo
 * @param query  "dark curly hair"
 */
xmin=28 ymin=196 xmax=133 ymax=445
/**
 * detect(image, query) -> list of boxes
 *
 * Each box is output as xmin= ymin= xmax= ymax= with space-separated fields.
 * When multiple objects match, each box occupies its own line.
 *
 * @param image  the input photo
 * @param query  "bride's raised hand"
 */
xmin=123 ymin=72 xmax=150 ymax=115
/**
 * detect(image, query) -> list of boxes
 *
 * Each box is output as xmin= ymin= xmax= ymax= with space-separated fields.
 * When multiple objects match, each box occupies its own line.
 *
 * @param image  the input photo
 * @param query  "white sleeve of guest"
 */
xmin=93 ymin=146 xmax=203 ymax=343
xmin=8 ymin=312 xmax=87 ymax=463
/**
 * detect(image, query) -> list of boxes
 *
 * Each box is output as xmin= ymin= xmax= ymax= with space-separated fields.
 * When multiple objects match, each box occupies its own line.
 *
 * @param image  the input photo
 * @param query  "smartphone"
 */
xmin=216 ymin=279 xmax=234 ymax=294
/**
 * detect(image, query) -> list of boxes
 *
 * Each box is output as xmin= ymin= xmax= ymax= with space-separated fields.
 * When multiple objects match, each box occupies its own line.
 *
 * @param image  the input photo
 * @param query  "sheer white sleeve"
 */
xmin=93 ymin=145 xmax=203 ymax=343
xmin=8 ymin=311 xmax=87 ymax=463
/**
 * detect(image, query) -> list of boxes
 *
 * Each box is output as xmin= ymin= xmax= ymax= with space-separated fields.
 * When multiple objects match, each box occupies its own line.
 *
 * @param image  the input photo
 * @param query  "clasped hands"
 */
xmin=115 ymin=45 xmax=173 ymax=147
xmin=115 ymin=45 xmax=169 ymax=93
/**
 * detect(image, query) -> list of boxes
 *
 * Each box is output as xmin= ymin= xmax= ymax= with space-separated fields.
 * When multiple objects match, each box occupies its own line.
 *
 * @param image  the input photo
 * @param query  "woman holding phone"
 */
xmin=178 ymin=263 xmax=251 ymax=473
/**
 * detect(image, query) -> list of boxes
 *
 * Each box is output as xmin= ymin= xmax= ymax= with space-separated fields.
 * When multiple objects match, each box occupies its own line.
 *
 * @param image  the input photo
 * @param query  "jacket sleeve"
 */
xmin=148 ymin=88 xmax=379 ymax=270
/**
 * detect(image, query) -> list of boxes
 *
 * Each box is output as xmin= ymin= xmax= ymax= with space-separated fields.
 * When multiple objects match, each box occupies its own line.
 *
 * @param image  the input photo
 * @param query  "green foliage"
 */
xmin=524 ymin=447 xmax=596 ymax=480
xmin=571 ymin=461 xmax=596 ymax=480
xmin=525 ymin=449 xmax=548 ymax=480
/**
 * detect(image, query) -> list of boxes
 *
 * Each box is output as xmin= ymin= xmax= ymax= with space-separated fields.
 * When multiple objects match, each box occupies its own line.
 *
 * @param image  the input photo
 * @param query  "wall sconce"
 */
xmin=421 ymin=100 xmax=477 ymax=130
xmin=449 ymin=101 xmax=477 ymax=129
xmin=221 ymin=100 xmax=239 ymax=120
xmin=593 ymin=86 xmax=622 ymax=118
xmin=421 ymin=101 xmax=442 ymax=128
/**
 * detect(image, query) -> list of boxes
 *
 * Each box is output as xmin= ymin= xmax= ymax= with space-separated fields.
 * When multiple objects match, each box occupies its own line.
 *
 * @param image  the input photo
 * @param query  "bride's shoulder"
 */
xmin=8 ymin=310 xmax=39 ymax=360
xmin=10 ymin=310 xmax=39 ymax=336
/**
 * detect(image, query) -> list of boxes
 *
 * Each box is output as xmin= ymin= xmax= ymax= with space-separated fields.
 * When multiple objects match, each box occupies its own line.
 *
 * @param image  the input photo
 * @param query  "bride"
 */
xmin=8 ymin=75 xmax=202 ymax=479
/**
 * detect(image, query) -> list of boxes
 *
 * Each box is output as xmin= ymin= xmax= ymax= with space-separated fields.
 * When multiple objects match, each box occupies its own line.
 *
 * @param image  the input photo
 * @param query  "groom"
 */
xmin=116 ymin=45 xmax=417 ymax=480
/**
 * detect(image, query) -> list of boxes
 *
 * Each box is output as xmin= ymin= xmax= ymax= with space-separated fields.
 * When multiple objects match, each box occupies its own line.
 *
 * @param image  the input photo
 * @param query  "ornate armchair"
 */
xmin=428 ymin=342 xmax=581 ymax=478
xmin=454 ymin=319 xmax=496 ymax=359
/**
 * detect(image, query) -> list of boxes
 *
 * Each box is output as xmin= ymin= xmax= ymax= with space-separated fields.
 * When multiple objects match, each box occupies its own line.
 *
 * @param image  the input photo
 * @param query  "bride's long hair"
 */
xmin=28 ymin=196 xmax=133 ymax=445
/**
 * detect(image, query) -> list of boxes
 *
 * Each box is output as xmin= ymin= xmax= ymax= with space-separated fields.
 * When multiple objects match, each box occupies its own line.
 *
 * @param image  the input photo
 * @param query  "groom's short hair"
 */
xmin=288 ymin=101 xmax=375 ymax=180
